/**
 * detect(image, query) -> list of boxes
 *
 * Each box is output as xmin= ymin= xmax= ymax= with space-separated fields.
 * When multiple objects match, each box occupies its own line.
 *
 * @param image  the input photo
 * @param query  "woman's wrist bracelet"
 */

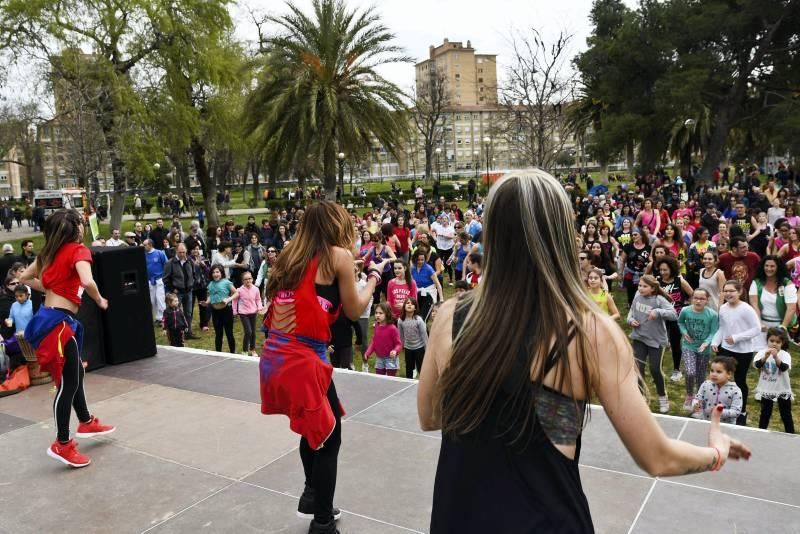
xmin=711 ymin=447 xmax=723 ymax=472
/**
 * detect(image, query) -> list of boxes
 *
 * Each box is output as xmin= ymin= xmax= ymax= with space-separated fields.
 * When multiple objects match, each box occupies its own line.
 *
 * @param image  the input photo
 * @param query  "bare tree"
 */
xmin=499 ymin=29 xmax=576 ymax=171
xmin=0 ymin=101 xmax=44 ymax=198
xmin=411 ymin=70 xmax=451 ymax=180
xmin=53 ymin=59 xmax=109 ymax=200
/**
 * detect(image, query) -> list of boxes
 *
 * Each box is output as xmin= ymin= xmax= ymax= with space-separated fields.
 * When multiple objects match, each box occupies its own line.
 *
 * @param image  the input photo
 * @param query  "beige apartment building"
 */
xmin=394 ymin=39 xmax=517 ymax=176
xmin=415 ymin=38 xmax=498 ymax=107
xmin=0 ymin=147 xmax=23 ymax=199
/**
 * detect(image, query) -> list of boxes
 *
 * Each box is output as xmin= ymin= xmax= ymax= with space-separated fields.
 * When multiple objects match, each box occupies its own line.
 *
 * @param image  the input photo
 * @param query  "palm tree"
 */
xmin=244 ymin=0 xmax=410 ymax=196
xmin=668 ymin=107 xmax=711 ymax=182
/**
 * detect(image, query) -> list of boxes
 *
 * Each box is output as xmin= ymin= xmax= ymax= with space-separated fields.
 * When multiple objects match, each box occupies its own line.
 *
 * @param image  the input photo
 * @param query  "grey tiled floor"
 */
xmin=1 ymin=347 xmax=798 ymax=533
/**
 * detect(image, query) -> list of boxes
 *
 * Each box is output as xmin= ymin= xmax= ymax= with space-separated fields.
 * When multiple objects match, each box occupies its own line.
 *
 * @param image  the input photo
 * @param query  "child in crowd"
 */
xmin=753 ymin=327 xmax=794 ymax=433
xmin=465 ymin=253 xmax=482 ymax=287
xmin=587 ymin=268 xmax=620 ymax=320
xmin=692 ymin=356 xmax=743 ymax=424
xmin=364 ymin=302 xmax=402 ymax=376
xmin=397 ymin=298 xmax=428 ymax=379
xmin=454 ymin=280 xmax=471 ymax=294
xmin=356 ymin=267 xmax=372 ymax=372
xmin=162 ymin=292 xmax=189 ymax=347
xmin=386 ymin=260 xmax=417 ymax=321
xmin=627 ymin=275 xmax=677 ymax=413
xmin=678 ymin=288 xmax=719 ymax=412
xmin=7 ymin=284 xmax=33 ymax=334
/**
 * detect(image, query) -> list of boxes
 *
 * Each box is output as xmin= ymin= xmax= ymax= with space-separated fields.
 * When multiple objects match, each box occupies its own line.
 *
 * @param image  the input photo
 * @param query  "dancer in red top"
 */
xmin=20 ymin=209 xmax=114 ymax=468
xmin=261 ymin=201 xmax=379 ymax=534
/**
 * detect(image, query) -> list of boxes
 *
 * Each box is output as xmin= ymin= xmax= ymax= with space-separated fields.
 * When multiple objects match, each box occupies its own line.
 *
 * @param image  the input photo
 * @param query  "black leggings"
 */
xmin=439 ymin=247 xmax=454 ymax=282
xmin=759 ymin=398 xmax=794 ymax=433
xmin=665 ymin=320 xmax=682 ymax=371
xmin=299 ymin=381 xmax=342 ymax=523
xmin=418 ymin=293 xmax=434 ymax=323
xmin=239 ymin=313 xmax=257 ymax=351
xmin=194 ymin=288 xmax=209 ymax=328
xmin=632 ymin=340 xmax=665 ymax=396
xmin=719 ymin=347 xmax=753 ymax=417
xmin=54 ymin=337 xmax=91 ymax=443
xmin=405 ymin=347 xmax=425 ymax=378
xmin=211 ymin=306 xmax=235 ymax=353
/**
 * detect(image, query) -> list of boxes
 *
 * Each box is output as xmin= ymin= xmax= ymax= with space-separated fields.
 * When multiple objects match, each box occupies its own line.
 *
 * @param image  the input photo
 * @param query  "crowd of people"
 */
xmin=93 ymin=196 xmax=483 ymax=370
xmin=575 ymin=167 xmax=796 ymax=432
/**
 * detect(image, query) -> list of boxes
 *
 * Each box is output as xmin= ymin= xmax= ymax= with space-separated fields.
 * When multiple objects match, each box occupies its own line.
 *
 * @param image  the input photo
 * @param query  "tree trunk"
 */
xmin=698 ymin=103 xmax=733 ymax=185
xmin=250 ymin=159 xmax=261 ymax=201
xmin=108 ymin=154 xmax=126 ymax=232
xmin=626 ymin=140 xmax=635 ymax=178
xmin=323 ymin=142 xmax=336 ymax=199
xmin=599 ymin=159 xmax=609 ymax=185
xmin=424 ymin=146 xmax=433 ymax=180
xmin=191 ymin=136 xmax=219 ymax=228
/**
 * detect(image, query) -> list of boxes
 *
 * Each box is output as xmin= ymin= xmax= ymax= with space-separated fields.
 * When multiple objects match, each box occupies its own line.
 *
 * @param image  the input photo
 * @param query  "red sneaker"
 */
xmin=76 ymin=416 xmax=116 ymax=438
xmin=47 ymin=439 xmax=91 ymax=468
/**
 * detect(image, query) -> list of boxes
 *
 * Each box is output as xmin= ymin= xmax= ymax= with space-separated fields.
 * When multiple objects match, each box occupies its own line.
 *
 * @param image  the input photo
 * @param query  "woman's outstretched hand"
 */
xmin=708 ymin=404 xmax=752 ymax=470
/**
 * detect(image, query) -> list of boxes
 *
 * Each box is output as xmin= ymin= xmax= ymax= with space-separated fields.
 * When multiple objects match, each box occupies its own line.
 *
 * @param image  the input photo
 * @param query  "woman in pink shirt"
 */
xmin=387 ymin=260 xmax=417 ymax=321
xmin=232 ymin=272 xmax=265 ymax=356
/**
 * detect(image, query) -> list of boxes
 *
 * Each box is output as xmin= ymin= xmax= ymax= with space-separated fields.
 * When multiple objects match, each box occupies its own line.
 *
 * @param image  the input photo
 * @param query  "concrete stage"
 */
xmin=1 ymin=347 xmax=798 ymax=533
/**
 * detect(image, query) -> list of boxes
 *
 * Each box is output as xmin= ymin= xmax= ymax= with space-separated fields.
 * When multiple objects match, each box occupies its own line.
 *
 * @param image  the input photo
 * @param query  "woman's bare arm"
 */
xmin=335 ymin=247 xmax=377 ymax=321
xmin=18 ymin=261 xmax=45 ymax=293
xmin=418 ymin=298 xmax=456 ymax=431
xmin=592 ymin=313 xmax=750 ymax=476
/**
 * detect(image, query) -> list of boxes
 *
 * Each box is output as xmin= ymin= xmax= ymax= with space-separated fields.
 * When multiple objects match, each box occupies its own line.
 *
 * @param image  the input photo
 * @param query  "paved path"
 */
xmin=0 ymin=208 xmax=278 ymax=242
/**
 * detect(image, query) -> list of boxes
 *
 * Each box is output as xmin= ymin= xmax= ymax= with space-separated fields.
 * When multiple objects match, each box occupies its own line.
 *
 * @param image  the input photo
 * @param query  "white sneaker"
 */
xmin=670 ymin=370 xmax=683 ymax=382
xmin=682 ymin=397 xmax=693 ymax=413
xmin=413 ymin=369 xmax=419 ymax=379
xmin=659 ymin=396 xmax=669 ymax=413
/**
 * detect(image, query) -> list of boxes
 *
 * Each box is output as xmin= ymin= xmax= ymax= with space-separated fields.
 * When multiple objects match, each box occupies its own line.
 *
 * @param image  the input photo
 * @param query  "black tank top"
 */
xmin=430 ymin=302 xmax=594 ymax=533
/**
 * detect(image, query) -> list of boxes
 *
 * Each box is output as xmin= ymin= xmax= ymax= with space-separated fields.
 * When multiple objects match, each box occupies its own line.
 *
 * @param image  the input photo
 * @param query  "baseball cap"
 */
xmin=2 ymin=244 xmax=12 ymax=253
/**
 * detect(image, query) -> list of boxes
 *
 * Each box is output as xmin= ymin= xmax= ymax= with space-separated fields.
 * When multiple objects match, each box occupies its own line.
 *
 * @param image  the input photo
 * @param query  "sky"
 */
xmin=1 ymin=0 xmax=639 ymax=105
xmin=233 ymin=0 xmax=626 ymax=89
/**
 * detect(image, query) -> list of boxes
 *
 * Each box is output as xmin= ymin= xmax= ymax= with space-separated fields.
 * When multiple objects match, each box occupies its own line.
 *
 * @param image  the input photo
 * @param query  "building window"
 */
xmin=479 ymin=87 xmax=484 ymax=92
xmin=478 ymin=78 xmax=483 ymax=83
xmin=479 ymin=68 xmax=483 ymax=73
xmin=479 ymin=96 xmax=485 ymax=101
xmin=455 ymin=73 xmax=460 ymax=79
xmin=457 ymin=139 xmax=463 ymax=144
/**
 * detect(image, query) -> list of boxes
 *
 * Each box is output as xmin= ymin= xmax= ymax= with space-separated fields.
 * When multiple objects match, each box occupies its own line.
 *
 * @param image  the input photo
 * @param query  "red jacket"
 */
xmin=259 ymin=257 xmax=345 ymax=449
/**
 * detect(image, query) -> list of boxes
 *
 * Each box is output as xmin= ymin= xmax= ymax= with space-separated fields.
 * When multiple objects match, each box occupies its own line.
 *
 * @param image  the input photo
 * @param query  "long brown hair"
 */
xmin=37 ymin=209 xmax=84 ymax=277
xmin=267 ymin=201 xmax=354 ymax=297
xmin=638 ymin=274 xmax=671 ymax=300
xmin=439 ymin=171 xmax=598 ymax=442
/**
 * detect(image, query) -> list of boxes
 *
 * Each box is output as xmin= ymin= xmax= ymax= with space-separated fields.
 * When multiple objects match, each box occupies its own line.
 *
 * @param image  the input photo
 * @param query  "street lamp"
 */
xmin=435 ymin=147 xmax=442 ymax=185
xmin=482 ymin=137 xmax=491 ymax=187
xmin=473 ymin=150 xmax=479 ymax=179
xmin=337 ymin=152 xmax=345 ymax=198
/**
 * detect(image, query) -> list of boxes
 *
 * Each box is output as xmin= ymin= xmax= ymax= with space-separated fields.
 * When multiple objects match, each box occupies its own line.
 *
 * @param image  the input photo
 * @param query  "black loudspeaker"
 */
xmin=89 ymin=246 xmax=157 ymax=364
xmin=77 ymin=295 xmax=105 ymax=371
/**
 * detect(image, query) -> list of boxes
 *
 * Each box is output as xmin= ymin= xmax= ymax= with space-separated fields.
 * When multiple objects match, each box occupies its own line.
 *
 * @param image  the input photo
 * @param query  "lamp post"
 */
xmin=483 ymin=137 xmax=491 ymax=188
xmin=337 ymin=152 xmax=345 ymax=198
xmin=435 ymin=147 xmax=442 ymax=185
xmin=473 ymin=150 xmax=479 ymax=180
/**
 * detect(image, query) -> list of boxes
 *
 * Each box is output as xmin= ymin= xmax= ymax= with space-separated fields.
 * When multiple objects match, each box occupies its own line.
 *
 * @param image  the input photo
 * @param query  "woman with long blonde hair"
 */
xmin=261 ymin=201 xmax=379 ymax=534
xmin=417 ymin=171 xmax=751 ymax=532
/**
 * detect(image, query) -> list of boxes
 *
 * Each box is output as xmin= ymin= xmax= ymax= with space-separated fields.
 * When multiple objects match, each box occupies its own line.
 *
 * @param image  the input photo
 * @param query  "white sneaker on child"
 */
xmin=670 ymin=370 xmax=683 ymax=382
xmin=413 ymin=369 xmax=418 ymax=379
xmin=682 ymin=397 xmax=693 ymax=413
